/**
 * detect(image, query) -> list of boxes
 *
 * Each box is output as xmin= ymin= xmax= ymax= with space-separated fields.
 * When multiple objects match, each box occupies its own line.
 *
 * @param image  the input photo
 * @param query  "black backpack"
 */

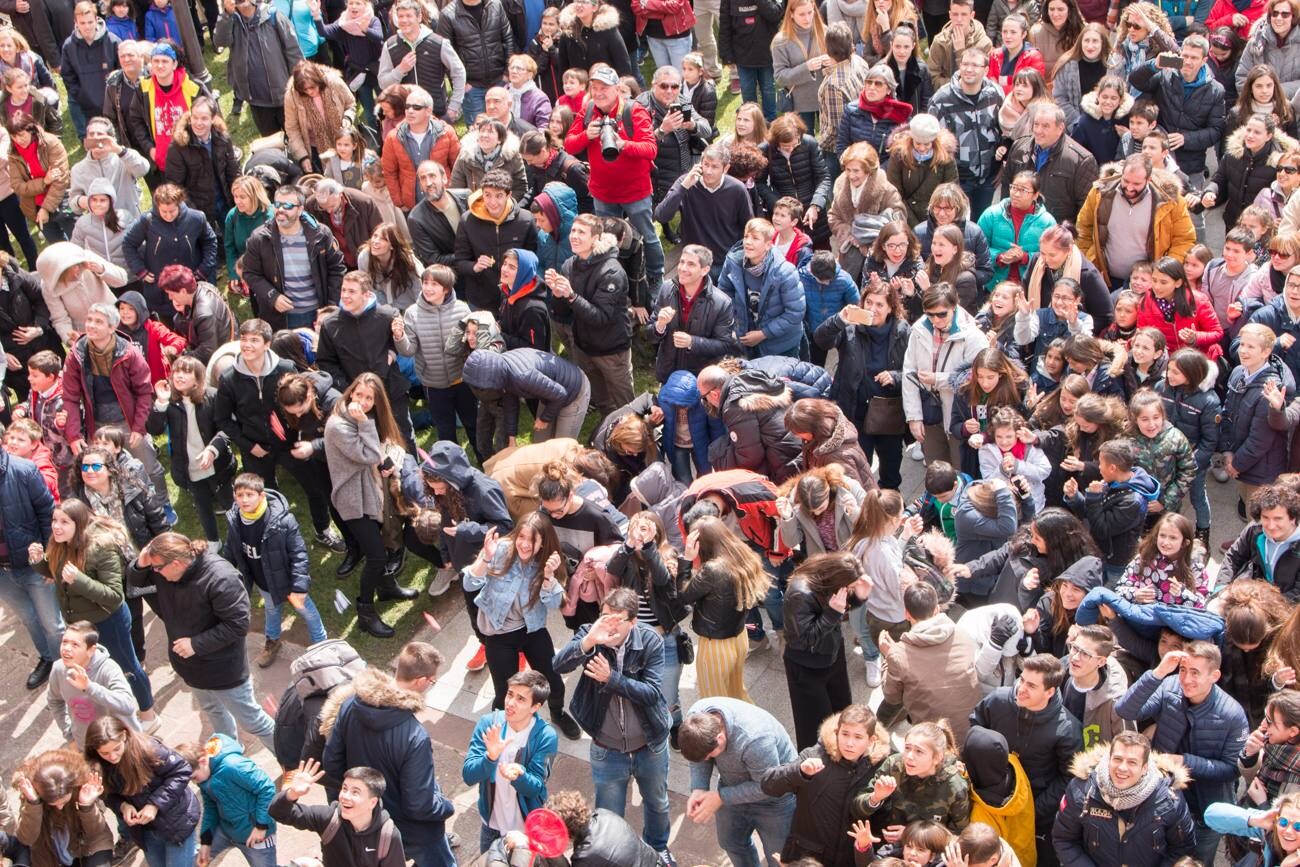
xmin=272 ymin=639 xmax=366 ymax=770
xmin=321 ymin=808 xmax=397 ymax=864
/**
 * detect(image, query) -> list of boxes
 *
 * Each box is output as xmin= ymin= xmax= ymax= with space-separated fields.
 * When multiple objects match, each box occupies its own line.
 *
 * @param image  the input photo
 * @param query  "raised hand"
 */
xmin=77 ymin=773 xmax=103 ymax=807
xmin=1154 ymin=650 xmax=1188 ymax=678
xmin=286 ymin=758 xmax=325 ymax=801
xmin=848 ymin=820 xmax=881 ymax=851
xmin=870 ymin=774 xmax=897 ymax=803
xmin=800 ymin=757 xmax=825 ymax=776
xmin=484 ymin=723 xmax=506 ymax=761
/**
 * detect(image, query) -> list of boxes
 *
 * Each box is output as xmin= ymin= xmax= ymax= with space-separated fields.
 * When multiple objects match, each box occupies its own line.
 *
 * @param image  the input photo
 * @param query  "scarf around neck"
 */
xmin=1027 ymin=246 xmax=1082 ymax=308
xmin=1094 ymin=759 xmax=1162 ymax=811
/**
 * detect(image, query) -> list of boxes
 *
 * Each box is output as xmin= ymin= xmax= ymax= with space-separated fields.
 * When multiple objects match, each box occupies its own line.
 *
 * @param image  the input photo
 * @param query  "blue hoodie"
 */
xmin=501 ymin=248 xmax=551 ymax=351
xmin=657 ymin=369 xmax=725 ymax=475
xmin=534 ymin=182 xmax=577 ymax=275
xmin=196 ymin=734 xmax=277 ymax=845
xmin=798 ymin=261 xmax=859 ymax=334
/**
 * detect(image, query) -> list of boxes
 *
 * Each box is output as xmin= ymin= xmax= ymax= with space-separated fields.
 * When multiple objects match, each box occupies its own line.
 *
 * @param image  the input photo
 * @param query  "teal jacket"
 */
xmin=197 ymin=734 xmax=277 ymax=845
xmin=461 ymin=710 xmax=558 ymax=825
xmin=976 ymin=199 xmax=1057 ymax=287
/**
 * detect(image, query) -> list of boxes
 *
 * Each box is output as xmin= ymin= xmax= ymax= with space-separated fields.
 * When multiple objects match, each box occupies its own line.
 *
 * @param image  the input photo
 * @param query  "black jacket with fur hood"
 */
xmin=556 ymin=3 xmax=633 ymax=78
xmin=555 ymin=231 xmax=632 ymax=356
xmin=319 ymin=668 xmax=455 ymax=847
xmin=708 ymin=368 xmax=802 ymax=483
xmin=760 ymin=711 xmax=890 ymax=867
xmin=1052 ymin=745 xmax=1196 ymax=867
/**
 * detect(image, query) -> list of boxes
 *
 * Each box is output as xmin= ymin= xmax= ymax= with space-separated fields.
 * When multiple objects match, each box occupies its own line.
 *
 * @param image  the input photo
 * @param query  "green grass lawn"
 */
xmin=50 ymin=41 xmax=743 ymax=659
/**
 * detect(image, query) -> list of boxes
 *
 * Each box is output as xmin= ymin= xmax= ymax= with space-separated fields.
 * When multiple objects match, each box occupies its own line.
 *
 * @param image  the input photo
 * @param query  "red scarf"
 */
xmin=1000 ymin=441 xmax=1028 ymax=461
xmin=858 ymin=93 xmax=914 ymax=124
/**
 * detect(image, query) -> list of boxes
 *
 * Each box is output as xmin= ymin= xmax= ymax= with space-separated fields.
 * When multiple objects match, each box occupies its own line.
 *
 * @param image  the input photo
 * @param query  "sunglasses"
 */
xmin=272 ymin=201 xmax=299 ymax=211
xmin=924 ymin=309 xmax=953 ymax=319
xmin=81 ymin=462 xmax=105 ymax=472
xmin=1280 ymin=817 xmax=1299 ymax=829
xmin=1282 ymin=165 xmax=1300 ymax=174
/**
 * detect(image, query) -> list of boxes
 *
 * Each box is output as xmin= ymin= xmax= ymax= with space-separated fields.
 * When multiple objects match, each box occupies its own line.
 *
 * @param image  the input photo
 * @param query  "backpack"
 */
xmin=582 ymin=100 xmax=637 ymax=148
xmin=272 ymin=639 xmax=366 ymax=769
xmin=321 ymin=808 xmax=397 ymax=863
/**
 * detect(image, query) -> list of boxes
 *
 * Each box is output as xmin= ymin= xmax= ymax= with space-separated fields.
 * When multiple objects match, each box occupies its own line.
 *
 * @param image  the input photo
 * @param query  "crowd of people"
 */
xmin=6 ymin=0 xmax=1300 ymax=863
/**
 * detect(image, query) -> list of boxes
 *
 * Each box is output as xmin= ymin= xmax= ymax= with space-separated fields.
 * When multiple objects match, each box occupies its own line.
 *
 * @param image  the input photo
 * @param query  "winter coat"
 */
xmin=902 ymin=308 xmax=991 ymax=427
xmin=707 ymin=368 xmax=802 ymax=483
xmin=927 ymin=21 xmax=994 ymax=90
xmin=163 ymin=123 xmax=239 ymax=226
xmin=8 ymin=129 xmax=68 ymax=221
xmin=1155 ymin=379 xmax=1220 ymax=467
xmin=881 ymin=613 xmax=983 ymax=744
xmin=1135 ymin=287 xmax=1223 ymax=359
xmin=971 ymin=687 xmax=1082 ymax=826
xmin=556 ymin=3 xmax=633 ymax=77
xmin=146 ymin=385 xmax=234 ymax=489
xmin=16 ymin=798 xmax=114 ymax=867
xmin=196 ymin=734 xmax=276 ymax=846
xmin=269 ymin=792 xmax=406 ymax=867
xmin=647 ymin=277 xmax=738 ymax=383
xmin=1001 ymin=132 xmax=1099 ymax=224
xmin=761 ymin=712 xmax=889 ymax=867
xmin=1067 ymin=91 xmax=1134 ymax=165
xmin=745 ymin=355 xmax=832 ymax=400
xmin=395 ymin=290 xmax=471 ymax=389
xmin=1053 ymin=58 xmax=1107 ymax=128
xmin=885 ymin=144 xmax=960 ymax=227
xmin=126 ymin=70 xmax=208 ymax=168
xmin=771 ymin=28 xmax=827 ymax=114
xmin=323 ymin=410 xmax=385 ymax=522
xmin=977 ymin=199 xmax=1057 ymax=286
xmin=554 ymin=232 xmax=632 ymax=356
xmin=61 ymin=333 xmax=152 ymax=441
xmin=1132 ymin=423 xmax=1197 ymax=512
xmin=759 ymin=135 xmax=832 ymax=214
xmin=241 ymin=219 xmax=348 ymax=330
xmin=461 ymin=348 xmax=587 ymax=436
xmin=814 ymin=308 xmax=909 ymax=423
xmin=316 ymin=298 xmax=405 ymax=401
xmin=836 ymin=98 xmax=911 ymax=159
xmin=32 ymin=541 xmax=120 ymax=626
xmin=857 ymin=752 xmax=971 ymax=831
xmin=718 ymin=245 xmax=805 ymax=356
xmin=1207 ymin=126 xmax=1300 ymax=229
xmin=636 ymin=92 xmax=711 ymax=200
xmin=320 ymin=668 xmax=455 ymax=847
xmin=449 ymin=129 xmax=528 ymax=200
xmin=929 ymin=79 xmax=1004 ymax=188
xmin=436 ymin=0 xmax=513 ymax=86
xmin=799 ymin=409 xmax=877 ymax=490
xmin=407 ymin=189 xmax=466 ymax=268
xmin=827 ymin=169 xmax=906 ymax=254
xmin=553 ymin=620 xmax=671 ymax=743
xmin=220 ymin=489 xmax=310 ymax=606
xmin=1115 ymin=670 xmax=1249 ymax=815
xmin=125 ymin=549 xmax=251 ymax=691
xmin=1129 ymin=62 xmax=1227 ymax=174
xmin=778 ymin=480 xmax=865 ymax=559
xmin=60 ymin=22 xmax=118 ymax=115
xmin=213 ymin=6 xmax=303 ymax=106
xmin=283 ymin=70 xmax=357 ymax=163
xmin=48 ymin=646 xmax=139 ymax=746
xmin=718 ymin=0 xmax=782 ymax=69
xmin=452 ymin=191 xmax=540 ymax=311
xmin=0 ymin=256 xmax=57 ymax=366
xmin=380 ymin=120 xmax=461 ymax=211
xmin=1064 ymin=468 xmax=1161 ymax=566
xmin=462 ymin=709 xmax=558 ymax=824
xmin=886 ymin=53 xmax=934 ymax=116
xmin=1219 ymin=355 xmax=1295 ymax=485
xmin=100 ymin=739 xmax=199 ymax=846
xmin=1236 ymin=24 xmax=1300 ymax=98
xmin=1053 ymin=746 xmax=1196 ymax=867
xmin=989 ymin=44 xmax=1048 ymax=93
xmin=122 ymin=202 xmax=219 ymax=283
xmin=1221 ymin=521 xmax=1300 ymax=600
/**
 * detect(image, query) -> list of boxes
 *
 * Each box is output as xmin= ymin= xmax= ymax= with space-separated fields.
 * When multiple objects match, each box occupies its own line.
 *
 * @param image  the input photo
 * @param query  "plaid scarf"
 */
xmin=1260 ymin=742 xmax=1300 ymax=799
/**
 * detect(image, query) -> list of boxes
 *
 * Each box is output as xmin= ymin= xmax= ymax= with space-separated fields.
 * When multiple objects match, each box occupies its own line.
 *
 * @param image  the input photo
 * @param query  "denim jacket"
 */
xmin=463 ymin=541 xmax=564 ymax=633
xmin=553 ymin=621 xmax=671 ymax=746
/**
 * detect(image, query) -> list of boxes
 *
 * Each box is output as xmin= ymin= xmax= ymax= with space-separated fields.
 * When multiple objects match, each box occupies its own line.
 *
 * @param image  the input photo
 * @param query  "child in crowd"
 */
xmin=1205 ymin=228 xmax=1262 ymax=341
xmin=528 ymin=7 xmax=562 ymax=102
xmin=323 ymin=128 xmax=367 ymax=191
xmin=950 ymin=348 xmax=1028 ymax=478
xmin=857 ymin=721 xmax=970 ymax=835
xmin=104 ymin=0 xmax=138 ymax=39
xmin=1221 ymin=323 xmax=1291 ymax=508
xmin=1116 ymin=512 xmax=1210 ymax=608
xmin=680 ymin=52 xmax=718 ymax=131
xmin=5 ymin=417 xmax=60 ymax=501
xmin=1119 ymin=327 xmax=1167 ymax=398
xmin=1239 ymin=205 xmax=1276 ymax=264
xmin=1118 ymin=99 xmax=1158 ymax=157
xmin=1030 ymin=337 xmax=1068 ymax=395
xmin=1100 ymin=290 xmax=1139 ymax=344
xmin=1183 ymin=244 xmax=1213 ymax=294
xmin=1129 ymin=388 xmax=1196 ymax=520
xmin=1156 ymin=349 xmax=1220 ymax=546
xmin=909 ymin=461 xmax=971 ymax=541
xmin=1064 ymin=438 xmax=1161 ymax=582
xmin=979 ymin=408 xmax=1051 ymax=513
xmin=178 ymin=735 xmax=278 ymax=867
xmin=558 ymin=68 xmax=587 ymax=116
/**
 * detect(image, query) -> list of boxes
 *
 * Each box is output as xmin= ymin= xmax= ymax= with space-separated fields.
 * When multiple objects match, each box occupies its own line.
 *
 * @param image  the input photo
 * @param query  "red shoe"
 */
xmin=466 ymin=644 xmax=487 ymax=671
xmin=518 ymin=653 xmax=529 ymax=672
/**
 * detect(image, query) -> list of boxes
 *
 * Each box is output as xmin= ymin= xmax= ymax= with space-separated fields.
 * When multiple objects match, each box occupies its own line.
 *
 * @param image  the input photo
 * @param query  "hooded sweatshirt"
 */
xmin=498 ymin=247 xmax=550 ymax=351
xmin=69 ymin=141 xmax=149 ymax=220
xmin=48 ymin=645 xmax=141 ymax=747
xmin=70 ymin=176 xmax=128 ymax=267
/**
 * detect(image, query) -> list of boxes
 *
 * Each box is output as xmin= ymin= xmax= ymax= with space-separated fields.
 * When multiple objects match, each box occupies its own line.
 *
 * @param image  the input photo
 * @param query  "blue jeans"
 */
xmin=405 ymin=832 xmax=457 ymax=867
xmin=1190 ymin=459 xmax=1211 ymax=530
xmin=849 ymin=604 xmax=876 ymax=661
xmin=716 ymin=795 xmax=795 ymax=867
xmin=746 ymin=559 xmax=788 ymax=640
xmin=191 ymin=678 xmax=277 ymax=753
xmin=1192 ymin=819 xmax=1220 ymax=867
xmin=285 ymin=310 xmax=316 ymax=328
xmin=593 ymin=195 xmax=665 ymax=293
xmin=647 ymin=34 xmax=692 ymax=70
xmin=661 ymin=629 xmax=682 ymax=727
xmin=961 ymin=176 xmax=995 ymax=221
xmin=260 ymin=589 xmax=328 ymax=644
xmin=208 ymin=827 xmax=277 ymax=867
xmin=479 ymin=824 xmax=501 ymax=855
xmin=0 ymin=564 xmax=63 ymax=660
xmin=68 ymin=101 xmax=89 ymax=139
xmin=735 ymin=65 xmax=777 ymax=121
xmin=463 ymin=85 xmax=496 ymax=123
xmin=590 ymin=738 xmax=671 ymax=851
xmin=96 ymin=602 xmax=154 ymax=711
xmin=140 ymin=827 xmax=197 ymax=867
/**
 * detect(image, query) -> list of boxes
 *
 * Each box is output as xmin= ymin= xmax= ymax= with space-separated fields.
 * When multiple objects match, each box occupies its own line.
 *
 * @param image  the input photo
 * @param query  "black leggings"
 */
xmin=784 ymin=651 xmax=852 ymax=751
xmin=126 ymin=593 xmax=160 ymax=662
xmin=342 ymin=516 xmax=386 ymax=603
xmin=483 ymin=627 xmax=566 ymax=717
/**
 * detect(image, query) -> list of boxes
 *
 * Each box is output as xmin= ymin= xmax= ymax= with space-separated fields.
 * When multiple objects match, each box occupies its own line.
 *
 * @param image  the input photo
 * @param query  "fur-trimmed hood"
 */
xmin=1068 ymin=743 xmax=1191 ymax=791
xmin=317 ymin=667 xmax=425 ymax=740
xmin=814 ymin=408 xmax=856 ymax=459
xmin=559 ymin=1 xmax=620 ymax=35
xmin=723 ymin=368 xmax=793 ymax=413
xmin=588 ymin=231 xmax=619 ymax=258
xmin=817 ymin=710 xmax=892 ymax=764
xmin=1224 ymin=126 xmax=1300 ymax=162
xmin=1080 ymin=90 xmax=1135 ymax=121
xmin=1094 ymin=162 xmax=1185 ymax=200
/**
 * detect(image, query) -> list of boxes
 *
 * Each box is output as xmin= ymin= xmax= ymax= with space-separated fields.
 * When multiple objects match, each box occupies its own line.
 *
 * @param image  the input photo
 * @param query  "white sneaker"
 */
xmin=427 ymin=568 xmax=457 ymax=597
xmin=1211 ymin=453 xmax=1230 ymax=483
xmin=908 ymin=442 xmax=924 ymax=461
xmin=864 ymin=657 xmax=882 ymax=688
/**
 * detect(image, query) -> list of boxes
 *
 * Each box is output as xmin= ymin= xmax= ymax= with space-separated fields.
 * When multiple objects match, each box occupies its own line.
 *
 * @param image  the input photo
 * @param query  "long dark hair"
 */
xmin=271 ymin=330 xmax=316 ymax=372
xmin=791 ymin=550 xmax=864 ymax=599
xmin=1010 ymin=507 xmax=1100 ymax=581
xmin=961 ymin=347 xmax=1027 ymax=410
xmin=83 ymin=716 xmax=164 ymax=796
xmin=1151 ymin=256 xmax=1196 ymax=318
xmin=1136 ymin=512 xmax=1196 ymax=586
xmin=490 ymin=512 xmax=567 ymax=605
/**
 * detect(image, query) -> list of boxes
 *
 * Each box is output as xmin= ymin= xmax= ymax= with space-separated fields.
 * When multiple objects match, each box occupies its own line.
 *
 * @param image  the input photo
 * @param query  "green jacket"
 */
xmin=37 ymin=543 xmax=125 ymax=624
xmin=854 ymin=752 xmax=971 ymax=831
xmin=1133 ymin=422 xmax=1197 ymax=512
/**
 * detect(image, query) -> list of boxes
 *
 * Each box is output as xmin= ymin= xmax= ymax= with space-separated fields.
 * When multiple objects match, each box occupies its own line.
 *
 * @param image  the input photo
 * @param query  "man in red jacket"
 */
xmin=564 ymin=63 xmax=665 ymax=296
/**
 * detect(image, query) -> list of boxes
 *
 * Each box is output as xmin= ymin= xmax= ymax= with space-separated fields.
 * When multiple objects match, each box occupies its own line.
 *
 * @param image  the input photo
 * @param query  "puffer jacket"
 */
xmin=1132 ymin=422 xmax=1196 ymax=512
xmin=761 ymin=712 xmax=890 ymax=867
xmin=532 ymin=180 xmax=576 ymax=272
xmin=396 ymin=287 xmax=471 ymax=388
xmin=1236 ymin=23 xmax=1300 ymax=98
xmin=436 ymin=0 xmax=513 ymax=87
xmin=1001 ymin=132 xmax=1099 ymax=224
xmin=1053 ymin=745 xmax=1196 ymax=867
xmin=403 ymin=440 xmax=512 ymax=569
xmin=220 ymin=489 xmax=310 ymax=606
xmin=1248 ymin=295 xmax=1300 ymax=385
xmin=814 ymin=308 xmax=908 ymax=422
xmin=122 ymin=202 xmax=220 ymax=284
xmin=977 ymin=198 xmax=1057 ymax=285
xmin=1219 ymin=354 xmax=1295 ymax=485
xmin=1206 ymin=126 xmax=1300 ymax=229
xmin=759 ymin=135 xmax=833 ymax=214
xmin=971 ymin=687 xmax=1082 ymax=824
xmin=213 ymin=5 xmax=303 ymax=106
xmin=745 ymin=356 xmax=832 ymax=400
xmin=636 ymin=92 xmax=711 ymax=200
xmin=718 ymin=0 xmax=782 ymax=68
xmin=164 ymin=122 xmax=239 ymax=224
xmin=1076 ymin=164 xmax=1197 ymax=287
xmin=718 ymin=245 xmax=805 ymax=356
xmin=836 ymin=96 xmax=913 ymax=158
xmin=1129 ymin=61 xmax=1226 ymax=174
xmin=707 ymin=368 xmax=802 ymax=483
xmin=320 ymin=668 xmax=454 ymax=847
xmin=1115 ymin=670 xmax=1249 ymax=815
xmin=856 ymin=752 xmax=971 ymax=830
xmin=647 ymin=276 xmax=738 ymax=383
xmin=1067 ymin=90 xmax=1134 ymax=165
xmin=452 ymin=190 xmax=540 ymax=311
xmin=953 ymin=487 xmax=1019 ymax=567
xmin=988 ymin=43 xmax=1047 ymax=93
xmin=880 ymin=612 xmax=983 ymax=744
xmin=556 ymin=3 xmax=634 ymax=77
xmin=197 ymin=734 xmax=276 ymax=846
xmin=381 ymin=120 xmax=462 ymax=211
xmin=101 ymin=739 xmax=199 ymax=846
xmin=1155 ymin=378 xmax=1220 ymax=465
xmin=555 ymin=232 xmax=631 ymax=356
xmin=656 ymin=371 xmax=724 ymax=475
xmin=461 ymin=347 xmax=587 ymax=436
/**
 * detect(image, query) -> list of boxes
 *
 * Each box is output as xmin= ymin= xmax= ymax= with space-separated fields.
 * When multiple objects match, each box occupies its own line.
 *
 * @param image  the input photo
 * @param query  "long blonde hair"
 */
xmin=779 ymin=0 xmax=827 ymax=57
xmin=690 ymin=517 xmax=771 ymax=610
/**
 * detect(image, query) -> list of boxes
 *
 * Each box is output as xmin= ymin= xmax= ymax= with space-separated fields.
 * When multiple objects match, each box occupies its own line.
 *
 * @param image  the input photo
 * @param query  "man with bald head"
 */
xmin=483 ymin=84 xmax=535 ymax=137
xmin=408 ymin=161 xmax=468 ymax=267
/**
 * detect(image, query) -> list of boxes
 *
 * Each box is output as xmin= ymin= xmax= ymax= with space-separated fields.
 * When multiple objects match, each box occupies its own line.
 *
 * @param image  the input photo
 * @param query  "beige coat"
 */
xmin=484 ymin=437 xmax=583 ymax=520
xmin=35 ymin=242 xmax=129 ymax=341
xmin=828 ymin=169 xmax=906 ymax=251
xmin=283 ymin=70 xmax=357 ymax=162
xmin=881 ymin=612 xmax=983 ymax=744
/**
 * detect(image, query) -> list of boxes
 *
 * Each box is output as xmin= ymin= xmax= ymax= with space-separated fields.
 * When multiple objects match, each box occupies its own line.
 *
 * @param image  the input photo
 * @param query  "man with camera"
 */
xmin=563 ymin=63 xmax=665 ymax=295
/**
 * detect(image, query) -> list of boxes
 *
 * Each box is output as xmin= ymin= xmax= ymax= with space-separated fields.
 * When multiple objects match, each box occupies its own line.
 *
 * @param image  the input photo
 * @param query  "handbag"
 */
xmin=863 ymin=396 xmax=906 ymax=436
xmin=851 ymin=210 xmax=903 ymax=249
xmin=907 ymin=372 xmax=944 ymax=426
xmin=674 ymin=629 xmax=695 ymax=665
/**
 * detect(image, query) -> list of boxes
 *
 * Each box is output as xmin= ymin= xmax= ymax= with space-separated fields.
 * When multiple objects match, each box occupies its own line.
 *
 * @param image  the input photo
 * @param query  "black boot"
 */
xmin=384 ymin=547 xmax=406 ymax=578
xmin=377 ymin=579 xmax=418 ymax=601
xmin=1196 ymin=527 xmax=1211 ymax=550
xmin=356 ymin=603 xmax=395 ymax=638
xmin=25 ymin=658 xmax=52 ymax=690
xmin=336 ymin=548 xmax=361 ymax=578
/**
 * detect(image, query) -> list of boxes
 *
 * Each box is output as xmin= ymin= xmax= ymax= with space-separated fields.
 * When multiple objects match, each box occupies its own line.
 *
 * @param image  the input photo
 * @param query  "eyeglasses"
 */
xmin=883 ymin=241 xmax=909 ymax=251
xmin=1272 ymin=9 xmax=1292 ymax=16
xmin=656 ymin=82 xmax=680 ymax=89
xmin=406 ymin=103 xmax=431 ymax=111
xmin=1009 ymin=184 xmax=1034 ymax=194
xmin=1067 ymin=643 xmax=1099 ymax=660
xmin=1126 ymin=21 xmax=1144 ymax=28
xmin=81 ymin=462 xmax=105 ymax=472
xmin=924 ymin=309 xmax=953 ymax=320
xmin=272 ymin=201 xmax=299 ymax=211
xmin=1280 ymin=817 xmax=1298 ymax=829
xmin=1273 ymin=249 xmax=1295 ymax=258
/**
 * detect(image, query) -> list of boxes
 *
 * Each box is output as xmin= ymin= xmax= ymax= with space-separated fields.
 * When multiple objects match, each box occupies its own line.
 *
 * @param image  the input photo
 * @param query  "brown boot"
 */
xmin=255 ymin=637 xmax=281 ymax=668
